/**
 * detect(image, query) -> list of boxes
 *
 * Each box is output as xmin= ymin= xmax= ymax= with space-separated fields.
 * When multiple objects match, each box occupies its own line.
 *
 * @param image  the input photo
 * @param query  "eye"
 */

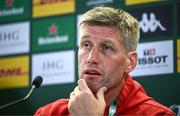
xmin=102 ymin=44 xmax=113 ymax=51
xmin=81 ymin=41 xmax=91 ymax=49
xmin=84 ymin=42 xmax=90 ymax=47
xmin=104 ymin=45 xmax=110 ymax=50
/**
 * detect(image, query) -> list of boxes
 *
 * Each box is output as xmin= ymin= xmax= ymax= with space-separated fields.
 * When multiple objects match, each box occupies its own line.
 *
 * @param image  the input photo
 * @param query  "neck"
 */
xmin=104 ymin=74 xmax=127 ymax=106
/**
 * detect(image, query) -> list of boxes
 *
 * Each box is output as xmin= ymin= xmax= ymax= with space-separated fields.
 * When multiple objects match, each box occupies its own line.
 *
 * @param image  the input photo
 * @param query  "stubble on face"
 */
xmin=78 ymin=25 xmax=129 ymax=95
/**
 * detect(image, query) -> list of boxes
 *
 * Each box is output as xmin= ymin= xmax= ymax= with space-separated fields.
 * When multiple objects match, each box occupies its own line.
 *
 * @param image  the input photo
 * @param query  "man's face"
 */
xmin=78 ymin=25 xmax=130 ymax=94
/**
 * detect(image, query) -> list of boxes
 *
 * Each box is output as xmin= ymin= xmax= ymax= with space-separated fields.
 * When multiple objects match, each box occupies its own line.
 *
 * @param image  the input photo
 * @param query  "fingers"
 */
xmin=78 ymin=79 xmax=91 ymax=92
xmin=69 ymin=86 xmax=80 ymax=100
xmin=74 ymin=86 xmax=81 ymax=95
xmin=96 ymin=87 xmax=107 ymax=102
xmin=71 ymin=79 xmax=107 ymax=103
xmin=70 ymin=92 xmax=75 ymax=99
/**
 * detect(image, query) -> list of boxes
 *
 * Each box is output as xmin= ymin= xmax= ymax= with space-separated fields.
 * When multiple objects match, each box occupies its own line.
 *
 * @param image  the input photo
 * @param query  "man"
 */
xmin=35 ymin=7 xmax=175 ymax=115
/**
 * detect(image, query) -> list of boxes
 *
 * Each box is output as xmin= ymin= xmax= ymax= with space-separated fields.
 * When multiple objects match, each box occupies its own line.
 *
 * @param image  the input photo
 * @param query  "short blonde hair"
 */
xmin=79 ymin=7 xmax=140 ymax=52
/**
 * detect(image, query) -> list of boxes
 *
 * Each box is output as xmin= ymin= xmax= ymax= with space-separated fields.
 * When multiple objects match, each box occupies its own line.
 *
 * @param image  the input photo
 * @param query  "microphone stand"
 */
xmin=0 ymin=76 xmax=42 ymax=111
xmin=0 ymin=85 xmax=36 ymax=110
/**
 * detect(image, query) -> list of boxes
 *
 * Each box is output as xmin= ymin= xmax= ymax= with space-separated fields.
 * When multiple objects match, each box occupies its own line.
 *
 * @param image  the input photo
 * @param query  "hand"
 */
xmin=68 ymin=79 xmax=107 ymax=116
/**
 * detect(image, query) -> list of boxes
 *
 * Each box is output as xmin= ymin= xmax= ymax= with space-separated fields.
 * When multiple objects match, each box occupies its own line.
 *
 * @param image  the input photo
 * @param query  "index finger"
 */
xmin=78 ymin=79 xmax=91 ymax=92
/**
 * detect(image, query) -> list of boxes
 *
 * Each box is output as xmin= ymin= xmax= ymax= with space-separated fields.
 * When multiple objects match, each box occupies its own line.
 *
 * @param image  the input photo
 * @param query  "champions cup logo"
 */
xmin=138 ymin=48 xmax=168 ymax=65
xmin=139 ymin=13 xmax=166 ymax=33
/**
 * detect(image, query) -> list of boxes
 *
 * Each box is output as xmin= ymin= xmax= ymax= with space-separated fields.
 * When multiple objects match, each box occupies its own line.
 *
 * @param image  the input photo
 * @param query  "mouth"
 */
xmin=83 ymin=69 xmax=102 ymax=78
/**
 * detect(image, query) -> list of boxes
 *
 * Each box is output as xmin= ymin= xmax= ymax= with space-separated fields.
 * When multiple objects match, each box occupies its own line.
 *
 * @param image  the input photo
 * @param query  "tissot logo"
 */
xmin=139 ymin=48 xmax=168 ymax=65
xmin=0 ymin=68 xmax=27 ymax=77
xmin=32 ymin=50 xmax=75 ymax=85
xmin=127 ymin=5 xmax=172 ymax=38
xmin=131 ymin=40 xmax=173 ymax=77
xmin=139 ymin=13 xmax=166 ymax=33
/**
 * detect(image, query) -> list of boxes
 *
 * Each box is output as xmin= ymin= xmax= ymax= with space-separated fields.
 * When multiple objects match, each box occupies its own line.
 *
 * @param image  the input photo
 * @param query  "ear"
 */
xmin=125 ymin=51 xmax=138 ymax=73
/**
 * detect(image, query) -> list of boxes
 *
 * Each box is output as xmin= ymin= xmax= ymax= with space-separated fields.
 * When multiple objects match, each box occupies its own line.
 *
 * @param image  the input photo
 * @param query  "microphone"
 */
xmin=0 ymin=76 xmax=43 ymax=110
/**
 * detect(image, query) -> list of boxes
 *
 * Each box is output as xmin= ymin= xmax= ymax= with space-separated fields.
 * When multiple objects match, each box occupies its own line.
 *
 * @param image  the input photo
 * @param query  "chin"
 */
xmin=86 ymin=81 xmax=101 ymax=94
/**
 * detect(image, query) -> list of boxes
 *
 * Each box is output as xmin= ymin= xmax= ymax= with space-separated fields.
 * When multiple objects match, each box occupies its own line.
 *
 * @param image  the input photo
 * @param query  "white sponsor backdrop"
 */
xmin=130 ymin=40 xmax=174 ymax=77
xmin=0 ymin=22 xmax=29 ymax=56
xmin=76 ymin=14 xmax=82 ymax=46
xmin=32 ymin=50 xmax=75 ymax=85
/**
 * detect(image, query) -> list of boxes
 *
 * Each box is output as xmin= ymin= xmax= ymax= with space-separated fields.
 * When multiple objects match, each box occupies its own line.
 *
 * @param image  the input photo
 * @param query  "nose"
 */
xmin=87 ymin=47 xmax=99 ymax=64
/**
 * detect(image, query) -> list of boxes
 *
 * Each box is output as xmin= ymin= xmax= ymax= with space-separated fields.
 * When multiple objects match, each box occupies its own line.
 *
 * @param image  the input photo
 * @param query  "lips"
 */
xmin=83 ymin=69 xmax=102 ymax=78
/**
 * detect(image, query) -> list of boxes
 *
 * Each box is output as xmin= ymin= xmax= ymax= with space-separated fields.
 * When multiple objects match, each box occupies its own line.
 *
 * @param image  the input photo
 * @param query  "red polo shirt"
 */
xmin=35 ymin=75 xmax=175 ymax=115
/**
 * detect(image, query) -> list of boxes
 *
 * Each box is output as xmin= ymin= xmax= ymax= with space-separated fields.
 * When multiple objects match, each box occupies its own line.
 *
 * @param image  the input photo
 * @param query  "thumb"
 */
xmin=96 ymin=87 xmax=107 ymax=102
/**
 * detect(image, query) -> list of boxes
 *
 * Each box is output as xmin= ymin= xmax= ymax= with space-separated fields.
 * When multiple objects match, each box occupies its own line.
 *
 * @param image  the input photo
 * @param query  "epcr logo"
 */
xmin=169 ymin=104 xmax=180 ymax=116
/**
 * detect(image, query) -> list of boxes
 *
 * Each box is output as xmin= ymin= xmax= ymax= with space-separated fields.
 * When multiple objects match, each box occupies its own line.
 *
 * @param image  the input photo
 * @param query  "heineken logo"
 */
xmin=49 ymin=24 xmax=58 ymax=35
xmin=6 ymin=0 xmax=14 ymax=7
xmin=32 ymin=16 xmax=75 ymax=52
xmin=38 ymin=24 xmax=68 ymax=45
xmin=38 ymin=35 xmax=68 ymax=45
xmin=0 ymin=0 xmax=24 ymax=17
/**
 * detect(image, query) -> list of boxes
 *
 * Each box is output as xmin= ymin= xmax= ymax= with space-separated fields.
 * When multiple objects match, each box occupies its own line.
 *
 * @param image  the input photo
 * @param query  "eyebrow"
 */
xmin=80 ymin=35 xmax=116 ymax=44
xmin=101 ymin=40 xmax=114 ymax=43
xmin=80 ymin=35 xmax=90 ymax=40
xmin=100 ymin=40 xmax=116 ymax=48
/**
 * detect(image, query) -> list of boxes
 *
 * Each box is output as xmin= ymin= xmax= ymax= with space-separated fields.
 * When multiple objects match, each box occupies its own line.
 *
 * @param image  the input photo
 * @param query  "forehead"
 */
xmin=80 ymin=25 xmax=123 ymax=42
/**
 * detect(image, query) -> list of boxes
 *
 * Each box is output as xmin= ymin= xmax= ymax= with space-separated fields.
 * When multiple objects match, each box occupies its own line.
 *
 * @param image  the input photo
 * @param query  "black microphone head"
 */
xmin=32 ymin=76 xmax=43 ymax=88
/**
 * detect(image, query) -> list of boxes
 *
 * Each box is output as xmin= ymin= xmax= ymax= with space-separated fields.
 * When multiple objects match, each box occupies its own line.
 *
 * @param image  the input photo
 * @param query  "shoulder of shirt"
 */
xmin=142 ymin=100 xmax=175 ymax=115
xmin=34 ymin=99 xmax=69 ymax=115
